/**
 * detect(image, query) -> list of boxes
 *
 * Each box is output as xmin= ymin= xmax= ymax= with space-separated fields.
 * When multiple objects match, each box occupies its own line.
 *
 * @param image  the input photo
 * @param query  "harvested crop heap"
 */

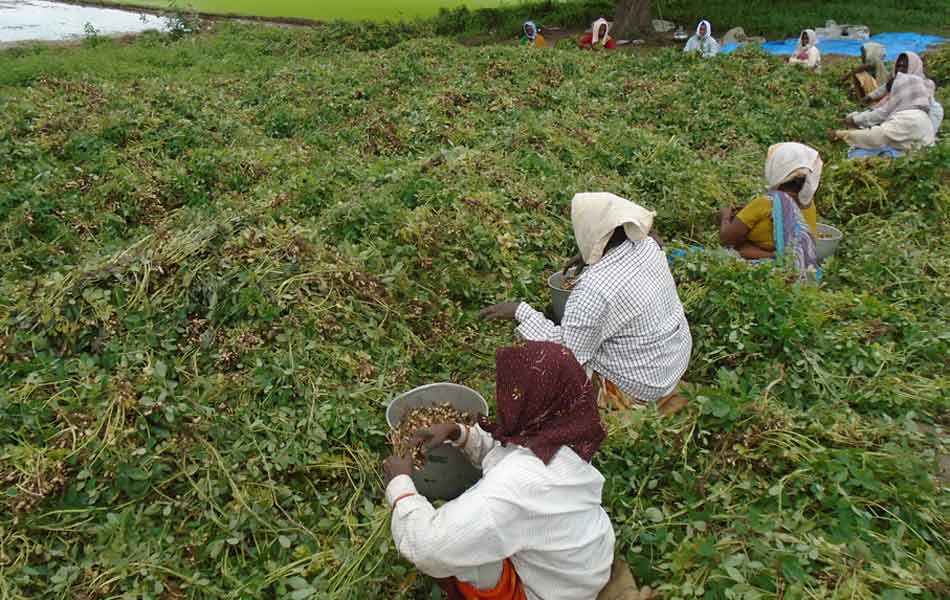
xmin=561 ymin=275 xmax=580 ymax=290
xmin=0 ymin=21 xmax=947 ymax=600
xmin=391 ymin=404 xmax=477 ymax=467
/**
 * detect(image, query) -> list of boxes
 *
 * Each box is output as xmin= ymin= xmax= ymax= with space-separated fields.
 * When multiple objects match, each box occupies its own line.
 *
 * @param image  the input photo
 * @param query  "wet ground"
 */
xmin=0 ymin=0 xmax=168 ymax=43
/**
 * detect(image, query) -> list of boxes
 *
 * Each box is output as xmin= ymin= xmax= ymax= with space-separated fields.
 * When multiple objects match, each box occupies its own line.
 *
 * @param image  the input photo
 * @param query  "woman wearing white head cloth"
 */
xmin=787 ymin=29 xmax=821 ymax=70
xmin=481 ymin=193 xmax=693 ymax=414
xmin=720 ymin=143 xmax=822 ymax=275
xmin=520 ymin=20 xmax=547 ymax=48
xmin=578 ymin=18 xmax=616 ymax=50
xmin=683 ymin=20 xmax=720 ymax=58
xmin=831 ymin=73 xmax=937 ymax=159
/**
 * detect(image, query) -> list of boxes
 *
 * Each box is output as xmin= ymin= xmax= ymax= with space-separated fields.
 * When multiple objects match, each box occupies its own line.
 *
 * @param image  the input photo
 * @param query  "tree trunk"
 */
xmin=612 ymin=0 xmax=652 ymax=39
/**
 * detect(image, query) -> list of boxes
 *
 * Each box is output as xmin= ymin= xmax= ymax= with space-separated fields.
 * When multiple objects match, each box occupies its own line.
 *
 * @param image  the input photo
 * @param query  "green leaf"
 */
xmin=286 ymin=577 xmax=309 ymax=590
xmin=643 ymin=507 xmax=664 ymax=523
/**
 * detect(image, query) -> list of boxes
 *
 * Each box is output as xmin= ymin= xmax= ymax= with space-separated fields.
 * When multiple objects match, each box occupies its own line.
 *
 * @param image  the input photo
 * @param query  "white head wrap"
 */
xmin=571 ymin=193 xmax=655 ymax=265
xmin=764 ymin=143 xmax=823 ymax=207
xmin=591 ymin=18 xmax=610 ymax=46
xmin=696 ymin=20 xmax=711 ymax=39
xmin=524 ymin=21 xmax=537 ymax=40
xmin=798 ymin=29 xmax=817 ymax=51
xmin=862 ymin=42 xmax=885 ymax=64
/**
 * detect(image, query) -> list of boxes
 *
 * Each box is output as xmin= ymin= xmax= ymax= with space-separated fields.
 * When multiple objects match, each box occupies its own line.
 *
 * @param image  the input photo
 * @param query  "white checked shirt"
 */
xmin=517 ymin=238 xmax=692 ymax=401
xmin=387 ymin=425 xmax=615 ymax=600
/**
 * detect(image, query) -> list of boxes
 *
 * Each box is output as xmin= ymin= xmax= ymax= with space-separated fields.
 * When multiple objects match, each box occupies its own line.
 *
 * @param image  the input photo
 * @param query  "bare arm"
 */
xmin=718 ymin=207 xmax=750 ymax=248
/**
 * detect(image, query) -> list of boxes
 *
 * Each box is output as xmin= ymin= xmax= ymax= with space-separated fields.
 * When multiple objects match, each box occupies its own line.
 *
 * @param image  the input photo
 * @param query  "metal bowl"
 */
xmin=386 ymin=383 xmax=489 ymax=501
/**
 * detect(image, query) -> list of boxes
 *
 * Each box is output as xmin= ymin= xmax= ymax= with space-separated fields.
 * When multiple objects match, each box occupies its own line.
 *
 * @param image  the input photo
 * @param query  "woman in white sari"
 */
xmin=787 ymin=29 xmax=820 ymax=70
xmin=683 ymin=20 xmax=720 ymax=58
xmin=832 ymin=73 xmax=936 ymax=158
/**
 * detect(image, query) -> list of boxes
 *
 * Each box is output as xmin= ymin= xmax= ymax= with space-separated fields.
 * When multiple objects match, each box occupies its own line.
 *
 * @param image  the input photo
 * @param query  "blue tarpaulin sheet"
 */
xmin=721 ymin=32 xmax=946 ymax=60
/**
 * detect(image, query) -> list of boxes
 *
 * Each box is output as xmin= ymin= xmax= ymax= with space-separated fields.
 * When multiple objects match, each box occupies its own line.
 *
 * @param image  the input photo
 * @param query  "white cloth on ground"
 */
xmin=386 ymin=424 xmax=615 ymax=600
xmin=683 ymin=20 xmax=720 ymax=58
xmin=764 ymin=142 xmax=823 ymax=207
xmin=515 ymin=238 xmax=692 ymax=401
xmin=931 ymin=100 xmax=944 ymax=134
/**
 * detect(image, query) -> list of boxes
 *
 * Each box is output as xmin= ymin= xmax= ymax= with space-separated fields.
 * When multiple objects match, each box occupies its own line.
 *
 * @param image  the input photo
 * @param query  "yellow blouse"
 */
xmin=736 ymin=195 xmax=817 ymax=251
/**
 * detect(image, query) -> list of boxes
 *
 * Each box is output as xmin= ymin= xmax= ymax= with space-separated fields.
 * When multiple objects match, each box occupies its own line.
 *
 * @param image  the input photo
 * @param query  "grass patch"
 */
xmin=658 ymin=0 xmax=950 ymax=37
xmin=1 ymin=22 xmax=948 ymax=599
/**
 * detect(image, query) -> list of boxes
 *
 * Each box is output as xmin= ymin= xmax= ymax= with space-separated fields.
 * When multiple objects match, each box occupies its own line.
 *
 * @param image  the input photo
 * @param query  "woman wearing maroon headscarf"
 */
xmin=382 ymin=342 xmax=615 ymax=600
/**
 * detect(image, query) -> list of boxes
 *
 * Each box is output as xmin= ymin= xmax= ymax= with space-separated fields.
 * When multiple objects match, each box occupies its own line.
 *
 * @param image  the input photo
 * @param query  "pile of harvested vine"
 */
xmin=391 ymin=404 xmax=477 ymax=467
xmin=1 ymin=20 xmax=947 ymax=600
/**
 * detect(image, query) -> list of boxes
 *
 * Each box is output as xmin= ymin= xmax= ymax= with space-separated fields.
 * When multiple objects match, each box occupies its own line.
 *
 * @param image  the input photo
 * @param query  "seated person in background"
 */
xmin=832 ymin=73 xmax=937 ymax=158
xmin=578 ymin=18 xmax=616 ymax=50
xmin=858 ymin=52 xmax=943 ymax=134
xmin=787 ymin=29 xmax=820 ymax=70
xmin=481 ymin=193 xmax=692 ymax=414
xmin=383 ymin=341 xmax=615 ymax=600
xmin=843 ymin=42 xmax=888 ymax=101
xmin=520 ymin=21 xmax=546 ymax=48
xmin=683 ymin=20 xmax=720 ymax=58
xmin=720 ymin=142 xmax=821 ymax=274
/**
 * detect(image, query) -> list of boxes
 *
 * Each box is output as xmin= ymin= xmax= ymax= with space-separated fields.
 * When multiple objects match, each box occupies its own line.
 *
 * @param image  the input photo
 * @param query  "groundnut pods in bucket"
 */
xmin=815 ymin=223 xmax=843 ymax=262
xmin=548 ymin=267 xmax=580 ymax=324
xmin=387 ymin=383 xmax=489 ymax=501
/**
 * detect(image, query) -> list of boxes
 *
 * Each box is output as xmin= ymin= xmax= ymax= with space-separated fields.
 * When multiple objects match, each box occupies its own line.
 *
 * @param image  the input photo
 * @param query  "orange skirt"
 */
xmin=592 ymin=373 xmax=688 ymax=415
xmin=449 ymin=559 xmax=527 ymax=600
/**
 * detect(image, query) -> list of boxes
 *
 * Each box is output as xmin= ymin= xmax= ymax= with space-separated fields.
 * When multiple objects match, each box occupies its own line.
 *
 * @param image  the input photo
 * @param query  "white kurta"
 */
xmin=683 ymin=35 xmax=720 ymax=58
xmin=788 ymin=47 xmax=821 ymax=70
xmin=839 ymin=109 xmax=935 ymax=151
xmin=386 ymin=425 xmax=615 ymax=600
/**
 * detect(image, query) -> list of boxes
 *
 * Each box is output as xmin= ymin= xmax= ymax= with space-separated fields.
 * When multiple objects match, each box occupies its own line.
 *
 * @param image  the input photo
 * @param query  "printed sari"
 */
xmin=770 ymin=191 xmax=821 ymax=280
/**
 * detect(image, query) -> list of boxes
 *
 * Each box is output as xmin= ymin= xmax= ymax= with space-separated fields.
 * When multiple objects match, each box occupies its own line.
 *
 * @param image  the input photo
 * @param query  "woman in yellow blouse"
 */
xmin=719 ymin=143 xmax=822 ymax=261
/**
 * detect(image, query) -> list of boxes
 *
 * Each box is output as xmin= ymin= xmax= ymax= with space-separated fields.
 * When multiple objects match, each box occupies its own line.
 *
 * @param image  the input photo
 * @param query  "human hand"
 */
xmin=827 ymin=129 xmax=840 ymax=142
xmin=410 ymin=423 xmax=462 ymax=450
xmin=479 ymin=302 xmax=521 ymax=321
xmin=562 ymin=253 xmax=586 ymax=275
xmin=383 ymin=455 xmax=413 ymax=486
xmin=719 ymin=206 xmax=733 ymax=223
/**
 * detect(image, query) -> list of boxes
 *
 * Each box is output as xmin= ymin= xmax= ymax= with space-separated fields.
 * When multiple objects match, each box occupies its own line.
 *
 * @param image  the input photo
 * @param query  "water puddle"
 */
xmin=0 ymin=0 xmax=169 ymax=44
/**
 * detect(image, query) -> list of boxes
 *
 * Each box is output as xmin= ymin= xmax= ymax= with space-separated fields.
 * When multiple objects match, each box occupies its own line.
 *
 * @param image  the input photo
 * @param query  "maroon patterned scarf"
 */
xmin=480 ymin=342 xmax=606 ymax=464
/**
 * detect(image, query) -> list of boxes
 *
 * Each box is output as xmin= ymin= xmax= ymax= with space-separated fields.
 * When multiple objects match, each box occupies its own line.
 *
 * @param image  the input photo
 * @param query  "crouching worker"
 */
xmin=842 ymin=42 xmax=888 ymax=101
xmin=579 ymin=18 xmax=616 ymax=50
xmin=481 ymin=193 xmax=692 ymax=414
xmin=719 ymin=142 xmax=822 ymax=260
xmin=719 ymin=142 xmax=822 ymax=279
xmin=830 ymin=73 xmax=936 ymax=159
xmin=787 ymin=29 xmax=820 ymax=70
xmin=683 ymin=20 xmax=720 ymax=58
xmin=521 ymin=21 xmax=547 ymax=48
xmin=383 ymin=342 xmax=615 ymax=600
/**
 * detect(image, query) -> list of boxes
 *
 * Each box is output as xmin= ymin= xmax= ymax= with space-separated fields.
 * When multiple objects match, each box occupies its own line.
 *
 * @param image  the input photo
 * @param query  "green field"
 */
xmin=91 ymin=0 xmax=950 ymax=36
xmin=99 ymin=0 xmax=528 ymax=22
xmin=1 ymin=18 xmax=949 ymax=600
